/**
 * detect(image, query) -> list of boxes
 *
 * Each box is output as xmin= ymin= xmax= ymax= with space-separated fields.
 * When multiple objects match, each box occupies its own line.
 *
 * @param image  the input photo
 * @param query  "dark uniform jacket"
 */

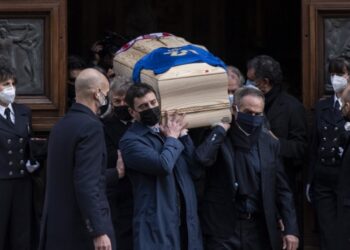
xmin=0 ymin=103 xmax=31 ymax=179
xmin=39 ymin=103 xmax=115 ymax=250
xmin=337 ymin=129 xmax=350 ymax=250
xmin=308 ymin=96 xmax=346 ymax=184
xmin=119 ymin=121 xmax=203 ymax=250
xmin=195 ymin=125 xmax=299 ymax=250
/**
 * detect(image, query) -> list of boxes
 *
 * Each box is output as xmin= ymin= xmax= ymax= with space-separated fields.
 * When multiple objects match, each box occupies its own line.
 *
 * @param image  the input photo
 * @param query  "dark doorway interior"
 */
xmin=68 ymin=0 xmax=301 ymax=98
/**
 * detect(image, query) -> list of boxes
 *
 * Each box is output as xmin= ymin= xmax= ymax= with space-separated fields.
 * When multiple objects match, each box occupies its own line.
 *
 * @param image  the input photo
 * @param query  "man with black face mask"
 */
xmin=40 ymin=68 xmax=115 ymax=250
xmin=119 ymin=83 xmax=203 ymax=250
xmin=336 ymin=85 xmax=350 ymax=250
xmin=102 ymin=78 xmax=133 ymax=250
xmin=195 ymin=87 xmax=299 ymax=250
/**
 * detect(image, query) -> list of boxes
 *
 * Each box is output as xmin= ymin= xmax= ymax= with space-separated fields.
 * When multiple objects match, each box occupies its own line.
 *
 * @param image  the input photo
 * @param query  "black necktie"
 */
xmin=4 ymin=108 xmax=13 ymax=124
xmin=335 ymin=100 xmax=340 ymax=111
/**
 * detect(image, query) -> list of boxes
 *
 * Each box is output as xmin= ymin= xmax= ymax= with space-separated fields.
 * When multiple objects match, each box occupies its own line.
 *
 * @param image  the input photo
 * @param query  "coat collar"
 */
xmin=129 ymin=121 xmax=163 ymax=140
xmin=265 ymin=91 xmax=286 ymax=122
xmin=69 ymin=103 xmax=99 ymax=121
xmin=319 ymin=96 xmax=345 ymax=125
xmin=221 ymin=127 xmax=272 ymax=196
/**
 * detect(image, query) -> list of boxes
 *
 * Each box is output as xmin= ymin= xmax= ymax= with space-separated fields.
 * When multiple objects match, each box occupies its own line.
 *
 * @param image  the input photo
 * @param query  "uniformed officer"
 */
xmin=308 ymin=56 xmax=350 ymax=250
xmin=0 ymin=57 xmax=37 ymax=249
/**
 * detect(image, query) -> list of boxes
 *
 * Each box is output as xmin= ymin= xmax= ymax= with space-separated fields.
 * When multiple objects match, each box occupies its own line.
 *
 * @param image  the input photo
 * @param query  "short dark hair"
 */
xmin=125 ymin=83 xmax=157 ymax=109
xmin=328 ymin=56 xmax=350 ymax=75
xmin=247 ymin=55 xmax=283 ymax=86
xmin=68 ymin=55 xmax=87 ymax=71
xmin=0 ymin=56 xmax=16 ymax=83
xmin=234 ymin=87 xmax=265 ymax=107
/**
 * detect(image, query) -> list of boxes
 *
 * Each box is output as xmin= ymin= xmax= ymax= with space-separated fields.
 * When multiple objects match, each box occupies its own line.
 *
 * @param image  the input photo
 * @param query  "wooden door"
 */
xmin=302 ymin=0 xmax=350 ymax=248
xmin=0 ymin=0 xmax=67 ymax=131
xmin=303 ymin=0 xmax=350 ymax=108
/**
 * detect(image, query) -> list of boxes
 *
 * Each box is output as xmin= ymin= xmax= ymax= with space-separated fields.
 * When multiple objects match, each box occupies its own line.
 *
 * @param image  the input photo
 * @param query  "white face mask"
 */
xmin=98 ymin=92 xmax=107 ymax=106
xmin=228 ymin=94 xmax=234 ymax=106
xmin=0 ymin=86 xmax=16 ymax=105
xmin=331 ymin=75 xmax=348 ymax=93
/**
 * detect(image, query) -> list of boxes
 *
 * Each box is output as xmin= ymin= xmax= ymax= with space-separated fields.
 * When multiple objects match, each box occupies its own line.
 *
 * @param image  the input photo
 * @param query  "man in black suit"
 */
xmin=40 ymin=68 xmax=115 ymax=250
xmin=246 ymin=55 xmax=307 ymax=245
xmin=195 ymin=87 xmax=299 ymax=250
xmin=0 ymin=58 xmax=37 ymax=249
xmin=336 ymin=85 xmax=350 ymax=250
xmin=246 ymin=55 xmax=308 ymax=189
xmin=102 ymin=78 xmax=133 ymax=250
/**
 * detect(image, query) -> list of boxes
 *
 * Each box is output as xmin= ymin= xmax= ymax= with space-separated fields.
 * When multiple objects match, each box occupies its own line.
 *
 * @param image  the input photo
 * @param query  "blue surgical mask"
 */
xmin=236 ymin=111 xmax=264 ymax=134
xmin=245 ymin=79 xmax=256 ymax=87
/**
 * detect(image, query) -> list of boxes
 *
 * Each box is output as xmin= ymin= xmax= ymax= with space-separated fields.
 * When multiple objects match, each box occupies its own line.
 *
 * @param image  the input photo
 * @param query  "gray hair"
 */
xmin=234 ymin=87 xmax=265 ymax=107
xmin=227 ymin=65 xmax=245 ymax=86
xmin=109 ymin=75 xmax=133 ymax=99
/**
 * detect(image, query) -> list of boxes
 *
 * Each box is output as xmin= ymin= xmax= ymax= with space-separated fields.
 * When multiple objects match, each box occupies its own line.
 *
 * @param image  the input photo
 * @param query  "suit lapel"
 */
xmin=221 ymin=137 xmax=237 ymax=194
xmin=12 ymin=104 xmax=30 ymax=137
xmin=321 ymin=98 xmax=344 ymax=126
xmin=257 ymin=131 xmax=269 ymax=197
xmin=0 ymin=115 xmax=16 ymax=134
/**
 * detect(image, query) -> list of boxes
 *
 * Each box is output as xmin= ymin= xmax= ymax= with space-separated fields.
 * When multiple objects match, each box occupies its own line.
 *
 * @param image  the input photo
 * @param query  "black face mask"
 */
xmin=139 ymin=106 xmax=161 ymax=126
xmin=236 ymin=111 xmax=264 ymax=134
xmin=114 ymin=106 xmax=132 ymax=121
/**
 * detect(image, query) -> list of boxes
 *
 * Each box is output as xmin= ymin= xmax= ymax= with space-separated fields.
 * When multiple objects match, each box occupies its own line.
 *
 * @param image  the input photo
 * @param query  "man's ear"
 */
xmin=128 ymin=107 xmax=137 ymax=119
xmin=232 ymin=104 xmax=239 ymax=119
xmin=92 ymin=90 xmax=99 ymax=101
xmin=263 ymin=78 xmax=271 ymax=87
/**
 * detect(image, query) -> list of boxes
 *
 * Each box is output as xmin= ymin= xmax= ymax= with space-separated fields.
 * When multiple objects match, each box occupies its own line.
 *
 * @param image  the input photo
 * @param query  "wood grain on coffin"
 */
xmin=113 ymin=35 xmax=231 ymax=128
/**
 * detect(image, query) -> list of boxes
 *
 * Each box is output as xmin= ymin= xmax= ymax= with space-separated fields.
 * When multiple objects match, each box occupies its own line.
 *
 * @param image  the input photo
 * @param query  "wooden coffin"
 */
xmin=113 ymin=34 xmax=231 ymax=128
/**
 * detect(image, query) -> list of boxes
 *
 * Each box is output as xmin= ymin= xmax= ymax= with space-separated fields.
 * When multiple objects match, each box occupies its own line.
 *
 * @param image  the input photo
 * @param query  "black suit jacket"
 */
xmin=266 ymin=91 xmax=308 ymax=176
xmin=0 ymin=103 xmax=32 ymax=179
xmin=40 ymin=103 xmax=114 ymax=250
xmin=195 ymin=126 xmax=299 ymax=250
xmin=102 ymin=114 xmax=133 ymax=249
xmin=102 ymin=114 xmax=130 ymax=193
xmin=337 ymin=130 xmax=350 ymax=250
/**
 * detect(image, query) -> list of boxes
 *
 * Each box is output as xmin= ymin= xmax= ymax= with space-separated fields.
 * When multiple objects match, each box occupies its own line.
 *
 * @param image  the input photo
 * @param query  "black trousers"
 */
xmin=204 ymin=216 xmax=272 ymax=250
xmin=109 ymin=196 xmax=133 ymax=250
xmin=0 ymin=177 xmax=32 ymax=250
xmin=312 ymin=165 xmax=339 ymax=250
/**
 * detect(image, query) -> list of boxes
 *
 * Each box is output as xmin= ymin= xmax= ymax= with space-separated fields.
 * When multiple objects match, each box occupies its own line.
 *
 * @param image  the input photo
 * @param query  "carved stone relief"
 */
xmin=324 ymin=18 xmax=350 ymax=92
xmin=0 ymin=19 xmax=43 ymax=95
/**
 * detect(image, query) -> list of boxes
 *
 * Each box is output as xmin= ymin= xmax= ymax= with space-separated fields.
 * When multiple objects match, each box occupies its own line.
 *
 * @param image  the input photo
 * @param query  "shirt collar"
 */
xmin=0 ymin=103 xmax=14 ymax=116
xmin=334 ymin=94 xmax=343 ymax=109
xmin=148 ymin=123 xmax=160 ymax=133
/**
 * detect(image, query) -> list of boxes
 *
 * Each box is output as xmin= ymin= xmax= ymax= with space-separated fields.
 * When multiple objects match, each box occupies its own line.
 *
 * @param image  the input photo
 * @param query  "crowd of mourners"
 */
xmin=1 ymin=32 xmax=350 ymax=250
